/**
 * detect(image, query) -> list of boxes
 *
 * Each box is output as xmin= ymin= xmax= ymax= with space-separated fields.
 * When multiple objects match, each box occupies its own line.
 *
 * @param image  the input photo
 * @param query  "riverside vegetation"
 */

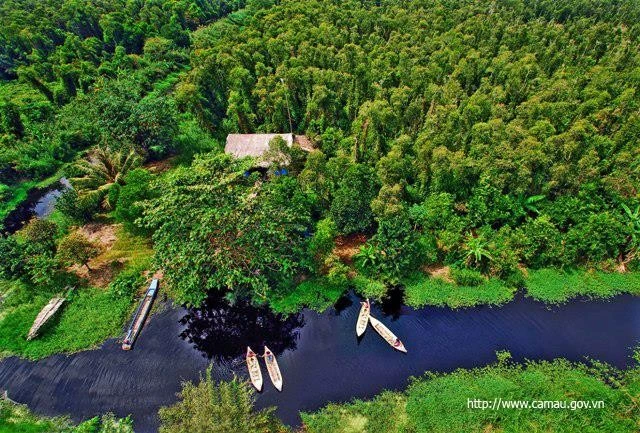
xmin=0 ymin=0 xmax=639 ymax=431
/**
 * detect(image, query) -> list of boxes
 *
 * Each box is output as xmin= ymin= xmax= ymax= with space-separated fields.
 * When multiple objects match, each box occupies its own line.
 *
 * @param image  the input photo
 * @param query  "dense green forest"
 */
xmin=1 ymin=0 xmax=640 ymax=432
xmin=1 ymin=0 xmax=639 ymax=311
xmin=148 ymin=0 xmax=640 ymax=306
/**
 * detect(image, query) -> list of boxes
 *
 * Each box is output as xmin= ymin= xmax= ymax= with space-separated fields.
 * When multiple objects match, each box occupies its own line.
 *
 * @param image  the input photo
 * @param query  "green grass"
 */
xmin=0 ymin=286 xmax=133 ymax=360
xmin=0 ymin=400 xmax=132 ymax=433
xmin=403 ymin=272 xmax=515 ymax=308
xmin=401 ymin=268 xmax=640 ymax=309
xmin=302 ymin=354 xmax=640 ymax=433
xmin=525 ymin=269 xmax=640 ymax=303
xmin=0 ymin=400 xmax=70 ymax=433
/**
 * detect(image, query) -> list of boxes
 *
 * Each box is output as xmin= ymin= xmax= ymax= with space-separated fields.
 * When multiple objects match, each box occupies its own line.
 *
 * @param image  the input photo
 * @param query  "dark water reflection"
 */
xmin=2 ymin=178 xmax=70 ymax=234
xmin=1 ymin=292 xmax=639 ymax=433
xmin=179 ymin=295 xmax=304 ymax=360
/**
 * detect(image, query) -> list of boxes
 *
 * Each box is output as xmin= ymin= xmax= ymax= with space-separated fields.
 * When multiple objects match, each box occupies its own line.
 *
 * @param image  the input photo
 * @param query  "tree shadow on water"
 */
xmin=179 ymin=295 xmax=304 ymax=361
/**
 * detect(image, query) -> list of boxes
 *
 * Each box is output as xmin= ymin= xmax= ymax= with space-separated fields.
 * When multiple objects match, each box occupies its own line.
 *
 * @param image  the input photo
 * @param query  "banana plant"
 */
xmin=621 ymin=203 xmax=640 ymax=249
xmin=463 ymin=234 xmax=493 ymax=268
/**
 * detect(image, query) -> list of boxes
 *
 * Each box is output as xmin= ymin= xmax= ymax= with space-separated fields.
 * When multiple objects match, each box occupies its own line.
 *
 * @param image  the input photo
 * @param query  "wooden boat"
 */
xmin=27 ymin=297 xmax=65 ymax=340
xmin=356 ymin=299 xmax=370 ymax=337
xmin=122 ymin=279 xmax=159 ymax=350
xmin=263 ymin=345 xmax=283 ymax=391
xmin=369 ymin=316 xmax=407 ymax=353
xmin=246 ymin=346 xmax=263 ymax=391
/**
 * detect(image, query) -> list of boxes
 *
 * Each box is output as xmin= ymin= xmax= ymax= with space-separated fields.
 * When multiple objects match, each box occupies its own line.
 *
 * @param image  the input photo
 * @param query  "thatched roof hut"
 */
xmin=224 ymin=133 xmax=313 ymax=166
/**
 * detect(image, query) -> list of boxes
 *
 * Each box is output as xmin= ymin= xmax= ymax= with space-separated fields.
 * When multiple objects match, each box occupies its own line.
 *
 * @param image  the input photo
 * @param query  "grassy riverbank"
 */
xmin=402 ymin=269 xmax=640 ymax=309
xmin=271 ymin=268 xmax=640 ymax=314
xmin=0 ymin=227 xmax=153 ymax=360
xmin=0 ymin=398 xmax=132 ymax=433
xmin=0 ymin=170 xmax=64 ymax=224
xmin=302 ymin=352 xmax=640 ymax=433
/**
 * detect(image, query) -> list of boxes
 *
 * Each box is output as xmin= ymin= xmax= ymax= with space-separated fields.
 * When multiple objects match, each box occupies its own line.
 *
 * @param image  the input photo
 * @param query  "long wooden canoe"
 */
xmin=246 ymin=346 xmax=263 ymax=391
xmin=369 ymin=316 xmax=407 ymax=353
xmin=356 ymin=299 xmax=370 ymax=337
xmin=264 ymin=345 xmax=283 ymax=391
xmin=27 ymin=297 xmax=65 ymax=340
xmin=122 ymin=279 xmax=158 ymax=350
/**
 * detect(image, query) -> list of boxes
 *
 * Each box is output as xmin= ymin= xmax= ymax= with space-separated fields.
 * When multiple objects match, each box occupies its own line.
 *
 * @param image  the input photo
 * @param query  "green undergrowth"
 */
xmin=0 ymin=399 xmax=133 ymax=433
xmin=525 ymin=269 xmax=640 ymax=303
xmin=0 ymin=399 xmax=69 ymax=433
xmin=272 ymin=268 xmax=640 ymax=314
xmin=402 ymin=273 xmax=515 ymax=308
xmin=302 ymin=353 xmax=640 ymax=433
xmin=270 ymin=277 xmax=346 ymax=314
xmin=0 ymin=286 xmax=132 ymax=360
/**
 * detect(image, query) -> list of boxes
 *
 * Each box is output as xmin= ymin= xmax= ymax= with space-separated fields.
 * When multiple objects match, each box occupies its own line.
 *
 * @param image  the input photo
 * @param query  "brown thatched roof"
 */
xmin=224 ymin=134 xmax=313 ymax=166
xmin=225 ymin=133 xmax=293 ymax=159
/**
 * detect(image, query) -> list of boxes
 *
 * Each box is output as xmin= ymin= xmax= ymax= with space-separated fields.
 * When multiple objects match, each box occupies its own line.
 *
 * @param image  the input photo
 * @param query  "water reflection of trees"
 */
xmin=179 ymin=295 xmax=304 ymax=360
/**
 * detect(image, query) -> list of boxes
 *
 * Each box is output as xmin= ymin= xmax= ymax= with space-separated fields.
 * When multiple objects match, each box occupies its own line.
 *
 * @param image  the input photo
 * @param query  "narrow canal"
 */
xmin=2 ymin=178 xmax=70 ymax=234
xmin=1 ymin=292 xmax=639 ymax=432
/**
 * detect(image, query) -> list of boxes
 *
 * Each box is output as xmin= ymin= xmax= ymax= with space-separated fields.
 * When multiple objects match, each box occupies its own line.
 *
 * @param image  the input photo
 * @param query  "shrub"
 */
xmin=158 ymin=368 xmax=284 ymax=433
xmin=450 ymin=267 xmax=485 ymax=286
xmin=108 ymin=263 xmax=148 ymax=300
xmin=114 ymin=168 xmax=153 ymax=233
xmin=514 ymin=215 xmax=565 ymax=268
xmin=56 ymin=232 xmax=100 ymax=270
xmin=352 ymin=274 xmax=387 ymax=300
xmin=0 ymin=183 xmax=10 ymax=203
xmin=330 ymin=164 xmax=378 ymax=235
xmin=55 ymin=189 xmax=102 ymax=223
xmin=22 ymin=217 xmax=58 ymax=253
xmin=308 ymin=217 xmax=337 ymax=272
xmin=565 ymin=212 xmax=630 ymax=264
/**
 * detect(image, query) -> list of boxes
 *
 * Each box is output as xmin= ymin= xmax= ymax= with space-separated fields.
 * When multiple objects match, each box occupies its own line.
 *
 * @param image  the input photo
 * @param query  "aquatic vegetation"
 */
xmin=158 ymin=367 xmax=286 ymax=433
xmin=0 ymin=399 xmax=133 ymax=433
xmin=302 ymin=354 xmax=640 ymax=433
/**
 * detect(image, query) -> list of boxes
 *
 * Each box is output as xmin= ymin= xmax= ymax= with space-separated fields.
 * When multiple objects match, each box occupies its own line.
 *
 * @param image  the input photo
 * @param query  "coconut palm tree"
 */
xmin=70 ymin=146 xmax=142 ymax=209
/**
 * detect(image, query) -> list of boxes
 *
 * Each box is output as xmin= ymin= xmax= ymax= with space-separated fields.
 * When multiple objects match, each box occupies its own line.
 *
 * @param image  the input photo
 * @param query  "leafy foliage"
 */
xmin=56 ymin=232 xmax=100 ymax=270
xmin=158 ymin=367 xmax=285 ymax=433
xmin=143 ymin=153 xmax=313 ymax=305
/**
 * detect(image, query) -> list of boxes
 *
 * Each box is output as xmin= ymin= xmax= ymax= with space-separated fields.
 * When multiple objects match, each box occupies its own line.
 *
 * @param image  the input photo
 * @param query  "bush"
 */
xmin=565 ymin=212 xmax=630 ymax=264
xmin=514 ymin=215 xmax=565 ymax=268
xmin=0 ymin=182 xmax=10 ymax=203
xmin=22 ymin=217 xmax=58 ymax=253
xmin=330 ymin=164 xmax=378 ymax=235
xmin=108 ymin=263 xmax=148 ymax=300
xmin=0 ymin=235 xmax=26 ymax=279
xmin=56 ymin=232 xmax=100 ymax=270
xmin=352 ymin=274 xmax=387 ymax=300
xmin=409 ymin=193 xmax=455 ymax=231
xmin=56 ymin=189 xmax=102 ymax=223
xmin=358 ymin=216 xmax=426 ymax=283
xmin=158 ymin=368 xmax=284 ymax=433
xmin=114 ymin=168 xmax=153 ymax=232
xmin=308 ymin=217 xmax=337 ymax=272
xmin=450 ymin=267 xmax=485 ymax=286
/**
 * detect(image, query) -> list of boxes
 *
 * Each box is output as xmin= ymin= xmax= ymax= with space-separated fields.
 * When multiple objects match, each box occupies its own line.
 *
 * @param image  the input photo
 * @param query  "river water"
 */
xmin=2 ymin=178 xmax=70 ymax=234
xmin=1 ymin=292 xmax=639 ymax=432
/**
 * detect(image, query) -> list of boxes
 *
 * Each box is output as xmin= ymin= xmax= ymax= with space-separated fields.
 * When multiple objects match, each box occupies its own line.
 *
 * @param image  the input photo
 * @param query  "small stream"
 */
xmin=1 ymin=178 xmax=69 ymax=234
xmin=1 ymin=292 xmax=639 ymax=432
